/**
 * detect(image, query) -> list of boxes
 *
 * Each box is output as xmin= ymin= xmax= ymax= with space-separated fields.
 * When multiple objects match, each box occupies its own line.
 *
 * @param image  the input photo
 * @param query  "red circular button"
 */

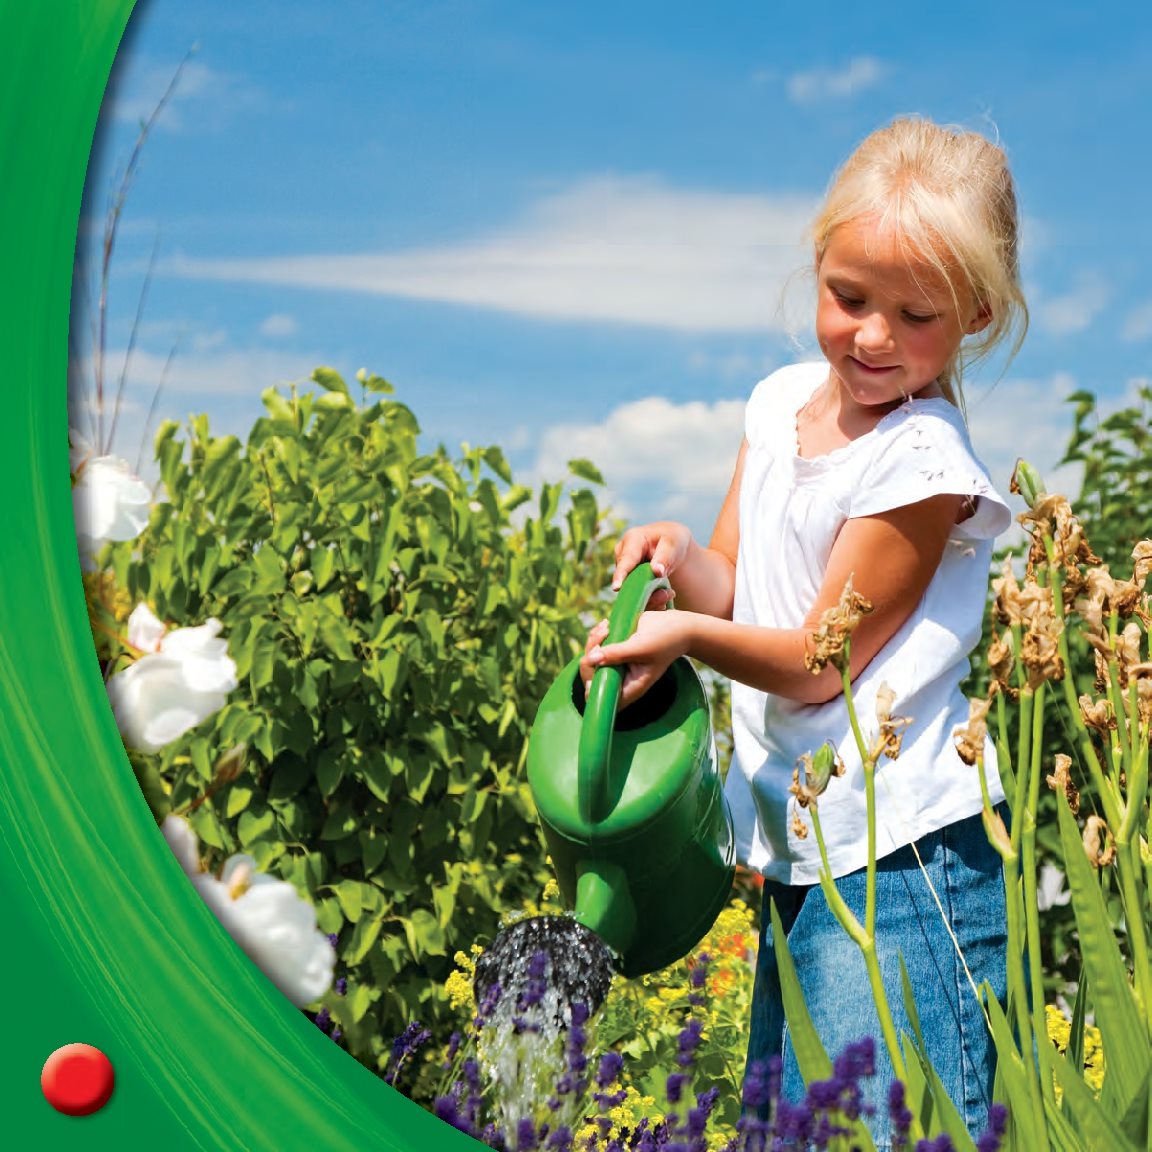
xmin=41 ymin=1044 xmax=115 ymax=1116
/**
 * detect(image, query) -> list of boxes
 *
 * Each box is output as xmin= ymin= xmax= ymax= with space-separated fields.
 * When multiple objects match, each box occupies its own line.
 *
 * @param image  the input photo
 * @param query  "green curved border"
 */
xmin=0 ymin=4 xmax=474 ymax=1147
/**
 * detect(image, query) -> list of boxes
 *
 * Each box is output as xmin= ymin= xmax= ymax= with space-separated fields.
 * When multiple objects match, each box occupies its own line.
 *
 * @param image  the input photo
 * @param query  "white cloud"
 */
xmin=529 ymin=394 xmax=748 ymax=539
xmin=965 ymin=373 xmax=1082 ymax=498
xmin=259 ymin=313 xmax=299 ymax=338
xmin=1031 ymin=273 xmax=1109 ymax=336
xmin=108 ymin=56 xmax=273 ymax=135
xmin=785 ymin=57 xmax=887 ymax=105
xmin=166 ymin=176 xmax=817 ymax=334
xmin=1121 ymin=299 xmax=1152 ymax=342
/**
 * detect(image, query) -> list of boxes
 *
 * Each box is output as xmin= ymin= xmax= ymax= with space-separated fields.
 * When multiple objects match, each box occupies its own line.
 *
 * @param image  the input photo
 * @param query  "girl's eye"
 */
xmin=832 ymin=289 xmax=862 ymax=308
xmin=902 ymin=311 xmax=937 ymax=325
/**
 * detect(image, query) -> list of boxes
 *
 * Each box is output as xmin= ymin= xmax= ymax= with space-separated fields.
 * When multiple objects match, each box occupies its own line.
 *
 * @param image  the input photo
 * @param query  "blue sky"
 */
xmin=72 ymin=0 xmax=1152 ymax=542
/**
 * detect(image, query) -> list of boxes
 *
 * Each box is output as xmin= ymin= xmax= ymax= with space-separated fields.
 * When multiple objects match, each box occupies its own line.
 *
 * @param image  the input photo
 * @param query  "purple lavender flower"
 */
xmin=688 ymin=952 xmax=710 ymax=1008
xmin=666 ymin=1070 xmax=691 ymax=1104
xmin=334 ymin=976 xmax=347 ymax=996
xmin=888 ymin=1079 xmax=914 ymax=1150
xmin=515 ymin=1117 xmax=539 ymax=1150
xmin=517 ymin=949 xmax=549 ymax=1010
xmin=330 ymin=1027 xmax=342 ymax=1044
xmin=313 ymin=1006 xmax=331 ymax=1032
xmin=975 ymin=1103 xmax=1009 ymax=1152
xmin=676 ymin=1018 xmax=704 ymax=1068
xmin=832 ymin=1035 xmax=875 ymax=1083
xmin=480 ymin=1121 xmax=507 ymax=1150
xmin=914 ymin=1136 xmax=956 ymax=1152
xmin=687 ymin=1087 xmax=720 ymax=1139
xmin=741 ymin=1056 xmax=778 ymax=1113
xmin=443 ymin=1029 xmax=463 ymax=1068
xmin=544 ymin=1124 xmax=573 ymax=1150
xmin=383 ymin=1020 xmax=432 ymax=1086
xmin=433 ymin=1094 xmax=475 ymax=1137
xmin=596 ymin=1050 xmax=624 ymax=1088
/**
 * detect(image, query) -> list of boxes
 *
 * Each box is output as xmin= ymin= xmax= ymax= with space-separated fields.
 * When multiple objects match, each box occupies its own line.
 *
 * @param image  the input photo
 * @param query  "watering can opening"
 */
xmin=569 ymin=662 xmax=679 ymax=732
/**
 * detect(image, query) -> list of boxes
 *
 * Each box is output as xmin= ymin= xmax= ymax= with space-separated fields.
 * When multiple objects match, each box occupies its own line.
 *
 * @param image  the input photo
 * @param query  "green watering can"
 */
xmin=527 ymin=563 xmax=735 ymax=979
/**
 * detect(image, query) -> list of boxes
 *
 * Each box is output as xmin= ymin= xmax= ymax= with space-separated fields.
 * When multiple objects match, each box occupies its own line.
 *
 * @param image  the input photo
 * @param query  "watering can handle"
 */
xmin=578 ymin=561 xmax=672 ymax=824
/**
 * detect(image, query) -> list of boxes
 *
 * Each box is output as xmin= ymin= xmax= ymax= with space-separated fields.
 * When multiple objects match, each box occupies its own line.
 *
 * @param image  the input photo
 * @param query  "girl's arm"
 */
xmin=586 ymin=490 xmax=966 ymax=708
xmin=609 ymin=440 xmax=747 ymax=619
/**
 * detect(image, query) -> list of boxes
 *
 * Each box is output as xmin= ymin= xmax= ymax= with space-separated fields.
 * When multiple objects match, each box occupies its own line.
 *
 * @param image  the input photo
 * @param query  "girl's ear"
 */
xmin=966 ymin=306 xmax=993 ymax=335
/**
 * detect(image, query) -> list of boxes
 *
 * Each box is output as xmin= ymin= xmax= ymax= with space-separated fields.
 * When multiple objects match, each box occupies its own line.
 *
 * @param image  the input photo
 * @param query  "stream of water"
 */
xmin=472 ymin=913 xmax=619 ymax=1138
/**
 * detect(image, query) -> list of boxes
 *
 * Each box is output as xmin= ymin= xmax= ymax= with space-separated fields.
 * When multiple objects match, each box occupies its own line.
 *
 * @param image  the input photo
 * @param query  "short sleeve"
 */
xmin=849 ymin=403 xmax=1012 ymax=540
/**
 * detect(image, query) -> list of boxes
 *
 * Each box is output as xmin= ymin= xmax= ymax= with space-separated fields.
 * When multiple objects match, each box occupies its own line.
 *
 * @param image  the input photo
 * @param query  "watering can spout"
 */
xmin=572 ymin=859 xmax=636 ymax=963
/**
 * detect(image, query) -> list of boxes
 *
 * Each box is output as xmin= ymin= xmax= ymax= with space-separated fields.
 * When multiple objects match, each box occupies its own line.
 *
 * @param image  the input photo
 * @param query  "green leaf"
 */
xmin=568 ymin=457 xmax=604 ymax=485
xmin=335 ymin=880 xmax=364 ymax=924
xmin=769 ymin=898 xmax=831 ymax=1083
xmin=1051 ymin=1048 xmax=1142 ymax=1151
xmin=225 ymin=784 xmax=254 ymax=818
xmin=261 ymin=386 xmax=295 ymax=424
xmin=1057 ymin=798 xmax=1150 ymax=1115
xmin=311 ymin=366 xmax=349 ymax=395
xmin=345 ymin=915 xmax=384 ymax=965
xmin=236 ymin=805 xmax=276 ymax=845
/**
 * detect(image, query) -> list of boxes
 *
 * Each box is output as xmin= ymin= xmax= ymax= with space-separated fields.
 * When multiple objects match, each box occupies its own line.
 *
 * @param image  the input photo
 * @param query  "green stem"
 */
xmin=1047 ymin=565 xmax=1120 ymax=830
xmin=1000 ymin=843 xmax=1047 ymax=1140
xmin=1020 ymin=682 xmax=1053 ymax=1106
xmin=839 ymin=659 xmax=875 ymax=937
xmin=1114 ymin=713 xmax=1152 ymax=1037
xmin=1011 ymin=688 xmax=1034 ymax=856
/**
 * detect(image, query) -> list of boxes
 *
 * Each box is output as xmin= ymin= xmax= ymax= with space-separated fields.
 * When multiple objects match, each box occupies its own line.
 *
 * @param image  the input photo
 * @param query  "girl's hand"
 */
xmin=579 ymin=609 xmax=694 ymax=710
xmin=611 ymin=521 xmax=695 ymax=600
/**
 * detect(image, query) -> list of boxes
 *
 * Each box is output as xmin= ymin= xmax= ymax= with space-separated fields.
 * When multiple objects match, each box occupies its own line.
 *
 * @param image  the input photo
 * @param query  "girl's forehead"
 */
xmin=820 ymin=217 xmax=959 ymax=297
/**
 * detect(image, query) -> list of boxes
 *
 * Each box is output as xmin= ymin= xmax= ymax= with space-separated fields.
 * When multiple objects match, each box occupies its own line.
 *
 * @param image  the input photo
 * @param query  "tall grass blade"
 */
xmin=1056 ymin=799 xmax=1150 ymax=1118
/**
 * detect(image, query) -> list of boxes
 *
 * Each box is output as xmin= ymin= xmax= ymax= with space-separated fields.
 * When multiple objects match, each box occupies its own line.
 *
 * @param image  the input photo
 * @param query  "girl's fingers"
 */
xmin=584 ymin=618 xmax=609 ymax=654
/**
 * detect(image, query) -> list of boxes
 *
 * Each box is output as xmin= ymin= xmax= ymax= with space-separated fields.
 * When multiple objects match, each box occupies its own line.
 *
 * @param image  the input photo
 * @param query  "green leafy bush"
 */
xmin=103 ymin=368 xmax=616 ymax=1073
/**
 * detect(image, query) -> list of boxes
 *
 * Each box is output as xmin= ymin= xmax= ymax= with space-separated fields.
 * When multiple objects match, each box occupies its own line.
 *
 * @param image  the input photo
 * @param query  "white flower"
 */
xmin=73 ymin=454 xmax=152 ymax=568
xmin=107 ymin=605 xmax=239 ymax=752
xmin=161 ymin=817 xmax=335 ymax=1007
xmin=161 ymin=813 xmax=203 ymax=875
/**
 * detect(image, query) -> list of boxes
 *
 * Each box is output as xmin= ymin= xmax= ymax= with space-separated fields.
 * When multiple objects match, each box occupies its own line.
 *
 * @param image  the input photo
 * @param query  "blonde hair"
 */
xmin=810 ymin=116 xmax=1029 ymax=408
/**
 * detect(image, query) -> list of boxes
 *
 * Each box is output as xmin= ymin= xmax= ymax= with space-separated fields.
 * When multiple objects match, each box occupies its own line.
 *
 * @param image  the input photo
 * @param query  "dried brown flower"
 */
xmin=992 ymin=559 xmax=1025 ymax=628
xmin=1017 ymin=492 xmax=1100 ymax=596
xmin=1019 ymin=589 xmax=1065 ymax=689
xmin=804 ymin=575 xmax=874 ymax=674
xmin=1045 ymin=753 xmax=1080 ymax=815
xmin=953 ymin=697 xmax=992 ymax=766
xmin=987 ymin=629 xmax=1016 ymax=697
xmin=1078 ymin=693 xmax=1115 ymax=735
xmin=1133 ymin=540 xmax=1152 ymax=587
xmin=871 ymin=682 xmax=913 ymax=762
xmin=1082 ymin=815 xmax=1115 ymax=869
xmin=791 ymin=810 xmax=809 ymax=840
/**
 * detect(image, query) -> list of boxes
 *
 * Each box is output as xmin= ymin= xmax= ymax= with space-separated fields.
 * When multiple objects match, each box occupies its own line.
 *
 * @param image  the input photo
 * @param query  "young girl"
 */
xmin=581 ymin=116 xmax=1027 ymax=1147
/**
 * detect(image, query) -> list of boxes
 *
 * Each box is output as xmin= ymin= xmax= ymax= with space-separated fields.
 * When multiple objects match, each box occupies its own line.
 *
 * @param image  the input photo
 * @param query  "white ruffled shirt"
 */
xmin=724 ymin=361 xmax=1010 ymax=885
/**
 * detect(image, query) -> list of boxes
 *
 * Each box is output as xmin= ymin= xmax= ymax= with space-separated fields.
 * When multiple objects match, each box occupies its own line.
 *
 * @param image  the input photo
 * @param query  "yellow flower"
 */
xmin=1046 ymin=1004 xmax=1106 ymax=1099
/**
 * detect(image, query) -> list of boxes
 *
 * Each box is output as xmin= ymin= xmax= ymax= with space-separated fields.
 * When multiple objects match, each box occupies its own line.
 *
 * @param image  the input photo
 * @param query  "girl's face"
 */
xmin=815 ymin=215 xmax=988 ymax=409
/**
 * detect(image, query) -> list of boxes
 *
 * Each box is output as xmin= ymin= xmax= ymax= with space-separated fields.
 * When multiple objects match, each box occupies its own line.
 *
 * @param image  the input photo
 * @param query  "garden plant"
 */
xmin=75 ymin=377 xmax=1150 ymax=1151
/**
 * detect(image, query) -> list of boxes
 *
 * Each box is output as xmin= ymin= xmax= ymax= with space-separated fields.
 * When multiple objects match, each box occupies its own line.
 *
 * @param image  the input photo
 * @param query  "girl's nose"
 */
xmin=856 ymin=311 xmax=894 ymax=352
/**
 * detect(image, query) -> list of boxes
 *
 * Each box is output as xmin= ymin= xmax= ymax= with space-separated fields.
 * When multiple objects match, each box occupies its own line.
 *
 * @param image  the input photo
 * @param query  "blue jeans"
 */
xmin=745 ymin=809 xmax=1008 ymax=1150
